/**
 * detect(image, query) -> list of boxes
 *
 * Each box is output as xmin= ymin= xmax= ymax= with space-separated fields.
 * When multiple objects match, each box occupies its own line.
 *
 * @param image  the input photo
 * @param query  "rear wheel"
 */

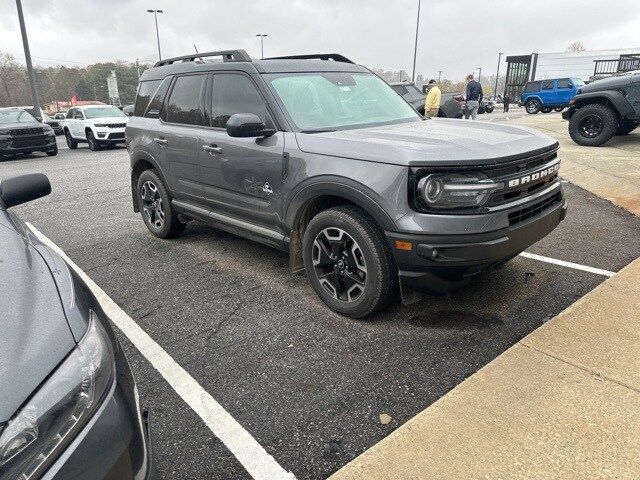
xmin=569 ymin=104 xmax=618 ymax=146
xmin=302 ymin=205 xmax=397 ymax=318
xmin=64 ymin=129 xmax=77 ymax=149
xmin=137 ymin=170 xmax=186 ymax=238
xmin=554 ymin=107 xmax=564 ymax=112
xmin=86 ymin=131 xmax=101 ymax=151
xmin=541 ymin=107 xmax=552 ymax=113
xmin=616 ymin=121 xmax=638 ymax=136
xmin=525 ymin=99 xmax=541 ymax=114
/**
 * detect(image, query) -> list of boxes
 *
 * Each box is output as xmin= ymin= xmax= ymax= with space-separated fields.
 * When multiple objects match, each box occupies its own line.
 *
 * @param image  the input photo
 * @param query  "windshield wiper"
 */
xmin=300 ymin=128 xmax=336 ymax=134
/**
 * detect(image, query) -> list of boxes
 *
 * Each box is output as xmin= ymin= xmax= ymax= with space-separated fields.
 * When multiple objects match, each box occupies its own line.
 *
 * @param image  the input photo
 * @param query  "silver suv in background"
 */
xmin=126 ymin=50 xmax=566 ymax=318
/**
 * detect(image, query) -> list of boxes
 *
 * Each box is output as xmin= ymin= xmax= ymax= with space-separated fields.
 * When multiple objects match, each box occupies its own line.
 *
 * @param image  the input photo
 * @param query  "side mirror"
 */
xmin=0 ymin=173 xmax=51 ymax=208
xmin=422 ymin=85 xmax=428 ymax=93
xmin=227 ymin=113 xmax=275 ymax=138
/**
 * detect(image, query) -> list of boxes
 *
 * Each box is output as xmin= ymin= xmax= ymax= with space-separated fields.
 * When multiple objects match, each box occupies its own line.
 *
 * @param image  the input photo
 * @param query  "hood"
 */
xmin=294 ymin=119 xmax=557 ymax=167
xmin=85 ymin=116 xmax=129 ymax=125
xmin=0 ymin=213 xmax=76 ymax=423
xmin=580 ymin=75 xmax=634 ymax=93
xmin=0 ymin=121 xmax=47 ymax=134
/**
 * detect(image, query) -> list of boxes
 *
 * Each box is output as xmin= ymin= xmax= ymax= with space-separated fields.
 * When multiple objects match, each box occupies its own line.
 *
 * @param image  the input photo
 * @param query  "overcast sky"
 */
xmin=1 ymin=0 xmax=640 ymax=80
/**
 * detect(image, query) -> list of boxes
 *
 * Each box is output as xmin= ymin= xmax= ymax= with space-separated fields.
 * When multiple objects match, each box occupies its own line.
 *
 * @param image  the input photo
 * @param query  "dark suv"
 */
xmin=562 ymin=71 xmax=640 ymax=146
xmin=127 ymin=50 xmax=566 ymax=318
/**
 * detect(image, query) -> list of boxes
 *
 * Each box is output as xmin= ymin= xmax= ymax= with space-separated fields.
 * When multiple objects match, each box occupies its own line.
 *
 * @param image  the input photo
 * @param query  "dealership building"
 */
xmin=504 ymin=47 xmax=640 ymax=99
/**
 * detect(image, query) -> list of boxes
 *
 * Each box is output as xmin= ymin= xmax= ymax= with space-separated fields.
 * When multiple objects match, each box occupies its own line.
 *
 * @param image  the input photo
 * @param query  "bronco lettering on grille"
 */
xmin=507 ymin=163 xmax=560 ymax=188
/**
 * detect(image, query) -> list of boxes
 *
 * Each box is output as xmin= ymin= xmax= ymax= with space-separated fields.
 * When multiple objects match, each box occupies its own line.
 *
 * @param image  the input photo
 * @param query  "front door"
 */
xmin=197 ymin=72 xmax=284 ymax=229
xmin=539 ymin=80 xmax=555 ymax=106
xmin=555 ymin=79 xmax=574 ymax=105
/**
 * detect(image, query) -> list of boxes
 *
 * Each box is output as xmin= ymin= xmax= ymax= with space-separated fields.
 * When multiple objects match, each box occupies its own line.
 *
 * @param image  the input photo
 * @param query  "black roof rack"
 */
xmin=154 ymin=49 xmax=251 ymax=67
xmin=266 ymin=53 xmax=355 ymax=64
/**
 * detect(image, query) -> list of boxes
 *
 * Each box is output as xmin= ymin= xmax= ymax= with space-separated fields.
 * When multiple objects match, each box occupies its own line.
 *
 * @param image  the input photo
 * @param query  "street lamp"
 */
xmin=438 ymin=70 xmax=442 ymax=84
xmin=494 ymin=52 xmax=503 ymax=100
xmin=411 ymin=0 xmax=421 ymax=82
xmin=477 ymin=66 xmax=482 ymax=84
xmin=15 ymin=0 xmax=41 ymax=119
xmin=146 ymin=9 xmax=164 ymax=61
xmin=255 ymin=33 xmax=268 ymax=59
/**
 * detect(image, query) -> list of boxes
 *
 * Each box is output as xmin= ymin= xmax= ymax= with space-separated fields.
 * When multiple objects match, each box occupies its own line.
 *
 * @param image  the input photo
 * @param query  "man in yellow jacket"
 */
xmin=424 ymin=79 xmax=441 ymax=118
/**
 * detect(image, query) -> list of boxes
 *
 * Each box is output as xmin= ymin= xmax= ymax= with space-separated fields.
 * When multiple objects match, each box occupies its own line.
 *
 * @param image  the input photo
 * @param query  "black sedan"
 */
xmin=0 ymin=173 xmax=152 ymax=479
xmin=390 ymin=82 xmax=463 ymax=118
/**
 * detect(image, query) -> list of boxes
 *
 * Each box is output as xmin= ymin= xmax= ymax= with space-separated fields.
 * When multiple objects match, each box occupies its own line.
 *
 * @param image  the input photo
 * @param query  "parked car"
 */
xmin=122 ymin=104 xmax=135 ymax=116
xmin=390 ymin=82 xmax=463 ymax=118
xmin=62 ymin=105 xmax=129 ymax=151
xmin=0 ymin=173 xmax=152 ymax=479
xmin=521 ymin=78 xmax=585 ymax=114
xmin=0 ymin=107 xmax=58 ymax=159
xmin=53 ymin=112 xmax=67 ymax=120
xmin=127 ymin=50 xmax=566 ymax=318
xmin=462 ymin=97 xmax=494 ymax=115
xmin=562 ymin=71 xmax=640 ymax=146
xmin=42 ymin=112 xmax=64 ymax=135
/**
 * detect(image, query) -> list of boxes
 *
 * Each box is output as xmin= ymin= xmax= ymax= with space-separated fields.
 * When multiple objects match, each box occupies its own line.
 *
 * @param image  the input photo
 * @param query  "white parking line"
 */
xmin=519 ymin=251 xmax=615 ymax=277
xmin=26 ymin=223 xmax=296 ymax=480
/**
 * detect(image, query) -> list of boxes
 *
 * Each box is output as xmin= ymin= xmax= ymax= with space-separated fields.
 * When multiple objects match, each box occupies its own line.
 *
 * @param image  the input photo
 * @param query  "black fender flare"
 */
xmin=572 ymin=91 xmax=635 ymax=118
xmin=130 ymin=151 xmax=170 ymax=211
xmin=284 ymin=176 xmax=397 ymax=232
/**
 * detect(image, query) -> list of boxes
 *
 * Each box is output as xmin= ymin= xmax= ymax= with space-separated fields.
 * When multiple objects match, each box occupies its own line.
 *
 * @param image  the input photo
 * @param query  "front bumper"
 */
xmin=0 ymin=135 xmax=57 ymax=154
xmin=387 ymin=188 xmax=567 ymax=297
xmin=94 ymin=127 xmax=126 ymax=143
xmin=562 ymin=107 xmax=575 ymax=121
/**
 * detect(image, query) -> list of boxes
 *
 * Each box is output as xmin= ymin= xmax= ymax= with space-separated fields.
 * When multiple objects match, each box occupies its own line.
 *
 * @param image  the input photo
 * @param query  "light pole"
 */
xmin=438 ymin=70 xmax=442 ymax=83
xmin=147 ymin=9 xmax=163 ymax=61
xmin=15 ymin=0 xmax=41 ymax=119
xmin=477 ymin=66 xmax=482 ymax=84
xmin=411 ymin=0 xmax=421 ymax=82
xmin=494 ymin=52 xmax=503 ymax=99
xmin=256 ymin=34 xmax=268 ymax=59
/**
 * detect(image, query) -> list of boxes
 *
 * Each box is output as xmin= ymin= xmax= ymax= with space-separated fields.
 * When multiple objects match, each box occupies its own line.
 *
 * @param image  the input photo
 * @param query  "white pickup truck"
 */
xmin=62 ymin=105 xmax=129 ymax=151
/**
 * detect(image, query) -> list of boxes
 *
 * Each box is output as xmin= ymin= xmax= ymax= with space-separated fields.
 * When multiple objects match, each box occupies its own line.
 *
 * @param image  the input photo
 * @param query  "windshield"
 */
xmin=267 ymin=72 xmax=420 ymax=132
xmin=84 ymin=107 xmax=126 ymax=119
xmin=0 ymin=109 xmax=37 ymax=124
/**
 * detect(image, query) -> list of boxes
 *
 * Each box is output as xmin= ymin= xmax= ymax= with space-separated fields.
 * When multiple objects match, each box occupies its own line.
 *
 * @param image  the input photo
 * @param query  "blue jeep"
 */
xmin=521 ymin=78 xmax=585 ymax=114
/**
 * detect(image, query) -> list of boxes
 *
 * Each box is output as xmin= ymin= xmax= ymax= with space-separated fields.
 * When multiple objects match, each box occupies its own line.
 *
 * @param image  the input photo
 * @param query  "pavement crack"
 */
xmin=521 ymin=342 xmax=640 ymax=395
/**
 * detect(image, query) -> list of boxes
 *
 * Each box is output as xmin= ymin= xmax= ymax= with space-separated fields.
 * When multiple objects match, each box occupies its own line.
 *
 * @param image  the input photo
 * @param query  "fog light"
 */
xmin=97 ymin=132 xmax=106 ymax=138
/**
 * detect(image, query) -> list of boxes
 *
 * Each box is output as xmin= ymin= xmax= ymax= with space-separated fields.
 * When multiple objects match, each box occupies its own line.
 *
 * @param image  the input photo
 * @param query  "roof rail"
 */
xmin=154 ymin=49 xmax=251 ymax=67
xmin=266 ymin=53 xmax=355 ymax=64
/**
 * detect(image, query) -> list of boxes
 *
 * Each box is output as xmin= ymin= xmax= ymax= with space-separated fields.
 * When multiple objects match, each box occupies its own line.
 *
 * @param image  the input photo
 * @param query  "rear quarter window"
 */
xmin=134 ymin=80 xmax=162 ymax=117
xmin=523 ymin=81 xmax=541 ymax=93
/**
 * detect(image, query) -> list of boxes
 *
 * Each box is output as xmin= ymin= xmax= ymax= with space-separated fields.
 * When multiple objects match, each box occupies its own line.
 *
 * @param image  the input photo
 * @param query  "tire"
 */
xmin=568 ymin=104 xmax=618 ymax=147
xmin=616 ymin=121 xmax=637 ymax=136
xmin=86 ymin=131 xmax=101 ymax=151
xmin=525 ymin=99 xmax=541 ymax=114
xmin=302 ymin=205 xmax=397 ymax=318
xmin=46 ymin=146 xmax=58 ymax=156
xmin=541 ymin=107 xmax=552 ymax=113
xmin=554 ymin=107 xmax=564 ymax=112
xmin=137 ymin=169 xmax=186 ymax=239
xmin=65 ymin=129 xmax=78 ymax=149
xmin=484 ymin=105 xmax=494 ymax=113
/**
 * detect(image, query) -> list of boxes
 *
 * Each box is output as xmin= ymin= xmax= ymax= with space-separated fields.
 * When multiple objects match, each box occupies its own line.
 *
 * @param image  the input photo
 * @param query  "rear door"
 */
xmin=197 ymin=72 xmax=284 ymax=228
xmin=160 ymin=73 xmax=207 ymax=201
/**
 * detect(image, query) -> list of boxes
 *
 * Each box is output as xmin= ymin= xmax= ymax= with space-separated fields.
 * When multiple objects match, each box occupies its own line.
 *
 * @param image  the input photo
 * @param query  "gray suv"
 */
xmin=126 ymin=50 xmax=566 ymax=318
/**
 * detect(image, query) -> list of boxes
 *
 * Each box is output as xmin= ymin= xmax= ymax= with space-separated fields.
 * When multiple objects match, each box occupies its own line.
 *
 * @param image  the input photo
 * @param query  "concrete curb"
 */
xmin=330 ymin=257 xmax=640 ymax=480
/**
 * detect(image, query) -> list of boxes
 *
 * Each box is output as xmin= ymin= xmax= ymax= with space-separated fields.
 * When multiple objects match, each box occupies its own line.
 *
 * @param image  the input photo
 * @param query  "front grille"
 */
xmin=108 ymin=123 xmax=126 ymax=128
xmin=11 ymin=137 xmax=47 ymax=148
xmin=108 ymin=132 xmax=125 ymax=139
xmin=10 ymin=127 xmax=43 ymax=136
xmin=508 ymin=192 xmax=562 ymax=226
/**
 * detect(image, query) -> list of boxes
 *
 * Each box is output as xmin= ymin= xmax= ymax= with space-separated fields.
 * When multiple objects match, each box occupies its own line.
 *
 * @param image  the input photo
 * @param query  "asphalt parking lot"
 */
xmin=3 ymin=137 xmax=640 ymax=479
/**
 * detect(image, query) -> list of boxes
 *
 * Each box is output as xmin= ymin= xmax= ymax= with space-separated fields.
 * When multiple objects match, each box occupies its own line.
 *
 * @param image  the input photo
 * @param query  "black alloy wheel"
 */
xmin=312 ymin=227 xmax=367 ymax=303
xmin=578 ymin=114 xmax=604 ymax=138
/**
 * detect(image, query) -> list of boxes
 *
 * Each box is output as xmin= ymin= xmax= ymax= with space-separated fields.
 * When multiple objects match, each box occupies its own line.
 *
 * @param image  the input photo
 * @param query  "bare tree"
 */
xmin=566 ymin=42 xmax=586 ymax=52
xmin=0 ymin=53 xmax=30 ymax=107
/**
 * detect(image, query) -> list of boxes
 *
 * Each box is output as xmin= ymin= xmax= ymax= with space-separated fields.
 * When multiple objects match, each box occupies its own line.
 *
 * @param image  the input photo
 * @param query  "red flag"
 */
xmin=71 ymin=95 xmax=77 ymax=105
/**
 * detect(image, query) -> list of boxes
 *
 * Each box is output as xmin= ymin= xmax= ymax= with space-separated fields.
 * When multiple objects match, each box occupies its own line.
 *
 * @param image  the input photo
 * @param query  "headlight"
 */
xmin=93 ymin=123 xmax=107 ymax=128
xmin=417 ymin=173 xmax=503 ymax=209
xmin=0 ymin=312 xmax=114 ymax=479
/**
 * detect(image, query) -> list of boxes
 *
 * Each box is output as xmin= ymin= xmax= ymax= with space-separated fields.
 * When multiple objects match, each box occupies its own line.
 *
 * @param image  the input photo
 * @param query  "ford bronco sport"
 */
xmin=126 ymin=50 xmax=566 ymax=318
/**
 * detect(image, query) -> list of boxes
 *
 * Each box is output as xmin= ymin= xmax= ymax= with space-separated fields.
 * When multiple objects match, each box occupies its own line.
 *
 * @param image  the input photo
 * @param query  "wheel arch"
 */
xmin=573 ymin=91 xmax=634 ymax=119
xmin=130 ymin=153 xmax=168 ymax=213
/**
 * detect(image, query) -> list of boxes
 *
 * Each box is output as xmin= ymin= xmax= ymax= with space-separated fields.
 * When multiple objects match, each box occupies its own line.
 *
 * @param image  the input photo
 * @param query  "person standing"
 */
xmin=424 ymin=79 xmax=441 ymax=118
xmin=503 ymin=93 xmax=510 ymax=113
xmin=464 ymin=74 xmax=483 ymax=120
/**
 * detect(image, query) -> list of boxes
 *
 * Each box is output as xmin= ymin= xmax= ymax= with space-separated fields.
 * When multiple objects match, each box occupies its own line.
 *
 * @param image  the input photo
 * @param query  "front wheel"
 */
xmin=46 ymin=146 xmax=58 ymax=156
xmin=65 ymin=130 xmax=78 ymax=149
xmin=525 ymin=99 xmax=541 ymax=114
xmin=568 ymin=104 xmax=618 ymax=146
xmin=137 ymin=169 xmax=186 ymax=238
xmin=302 ymin=205 xmax=397 ymax=318
xmin=86 ymin=131 xmax=101 ymax=151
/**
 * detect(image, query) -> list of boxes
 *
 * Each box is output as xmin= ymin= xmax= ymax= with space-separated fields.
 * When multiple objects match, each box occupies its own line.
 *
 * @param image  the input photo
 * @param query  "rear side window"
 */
xmin=523 ymin=81 xmax=541 ymax=92
xmin=557 ymin=79 xmax=572 ymax=89
xmin=134 ymin=80 xmax=161 ymax=116
xmin=391 ymin=85 xmax=409 ymax=96
xmin=541 ymin=80 xmax=554 ymax=90
xmin=210 ymin=74 xmax=271 ymax=128
xmin=165 ymin=75 xmax=206 ymax=125
xmin=144 ymin=77 xmax=172 ymax=119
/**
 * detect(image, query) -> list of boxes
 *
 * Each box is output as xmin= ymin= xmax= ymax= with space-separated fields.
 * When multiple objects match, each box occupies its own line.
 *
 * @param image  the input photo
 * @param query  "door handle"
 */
xmin=202 ymin=144 xmax=222 ymax=154
xmin=153 ymin=137 xmax=168 ymax=146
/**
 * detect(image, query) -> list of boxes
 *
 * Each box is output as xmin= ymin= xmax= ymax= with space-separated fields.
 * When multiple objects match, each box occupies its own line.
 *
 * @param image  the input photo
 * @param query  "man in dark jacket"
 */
xmin=503 ymin=93 xmax=510 ymax=113
xmin=464 ymin=74 xmax=483 ymax=120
